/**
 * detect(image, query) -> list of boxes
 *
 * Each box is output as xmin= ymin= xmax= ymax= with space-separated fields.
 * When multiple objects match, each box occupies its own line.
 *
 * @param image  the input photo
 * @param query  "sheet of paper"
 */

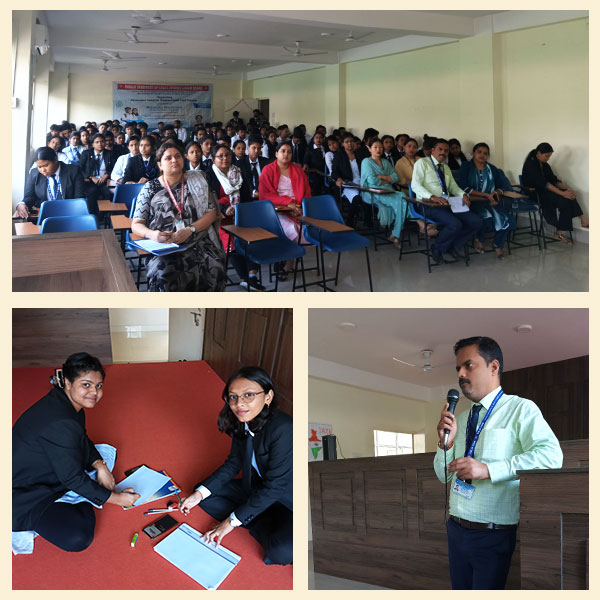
xmin=154 ymin=523 xmax=241 ymax=590
xmin=132 ymin=239 xmax=181 ymax=253
xmin=114 ymin=465 xmax=171 ymax=507
xmin=448 ymin=196 xmax=469 ymax=213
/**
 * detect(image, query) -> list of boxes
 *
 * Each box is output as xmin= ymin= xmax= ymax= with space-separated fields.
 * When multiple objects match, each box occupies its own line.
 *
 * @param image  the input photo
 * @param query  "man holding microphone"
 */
xmin=433 ymin=336 xmax=563 ymax=589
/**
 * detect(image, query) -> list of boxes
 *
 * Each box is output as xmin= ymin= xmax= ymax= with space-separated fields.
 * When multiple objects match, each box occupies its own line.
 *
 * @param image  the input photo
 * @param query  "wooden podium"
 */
xmin=13 ymin=229 xmax=137 ymax=292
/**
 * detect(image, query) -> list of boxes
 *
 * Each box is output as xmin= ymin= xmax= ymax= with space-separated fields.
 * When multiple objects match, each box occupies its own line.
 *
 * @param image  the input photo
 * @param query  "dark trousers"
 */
xmin=446 ymin=517 xmax=516 ymax=589
xmin=32 ymin=501 xmax=96 ymax=552
xmin=424 ymin=206 xmax=483 ymax=254
xmin=540 ymin=190 xmax=583 ymax=231
xmin=83 ymin=182 xmax=112 ymax=216
xmin=198 ymin=479 xmax=292 ymax=565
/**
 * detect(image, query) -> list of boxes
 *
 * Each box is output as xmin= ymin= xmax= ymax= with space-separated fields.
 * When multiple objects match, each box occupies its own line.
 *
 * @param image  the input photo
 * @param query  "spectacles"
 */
xmin=224 ymin=391 xmax=265 ymax=406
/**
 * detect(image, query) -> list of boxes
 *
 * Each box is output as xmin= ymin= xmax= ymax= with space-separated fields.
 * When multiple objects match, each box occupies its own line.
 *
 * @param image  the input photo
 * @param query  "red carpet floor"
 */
xmin=12 ymin=360 xmax=293 ymax=590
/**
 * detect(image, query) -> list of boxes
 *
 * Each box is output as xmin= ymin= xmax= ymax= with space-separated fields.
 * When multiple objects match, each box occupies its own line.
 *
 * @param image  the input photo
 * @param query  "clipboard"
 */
xmin=153 ymin=523 xmax=241 ymax=589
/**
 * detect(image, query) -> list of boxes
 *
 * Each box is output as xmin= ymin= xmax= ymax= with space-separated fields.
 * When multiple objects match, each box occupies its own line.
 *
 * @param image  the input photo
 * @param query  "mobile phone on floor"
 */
xmin=143 ymin=514 xmax=178 ymax=539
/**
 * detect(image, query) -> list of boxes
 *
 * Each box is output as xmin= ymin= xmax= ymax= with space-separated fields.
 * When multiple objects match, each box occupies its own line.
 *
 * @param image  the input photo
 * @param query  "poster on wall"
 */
xmin=113 ymin=82 xmax=212 ymax=129
xmin=308 ymin=423 xmax=333 ymax=462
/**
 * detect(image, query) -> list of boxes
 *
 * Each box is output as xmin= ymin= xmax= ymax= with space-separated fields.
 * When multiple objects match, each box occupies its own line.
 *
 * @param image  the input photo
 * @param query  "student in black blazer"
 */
xmin=12 ymin=353 xmax=139 ymax=552
xmin=15 ymin=147 xmax=86 ymax=219
xmin=290 ymin=127 xmax=307 ymax=165
xmin=238 ymin=136 xmax=271 ymax=200
xmin=79 ymin=134 xmax=118 ymax=214
xmin=122 ymin=135 xmax=158 ymax=183
xmin=180 ymin=366 xmax=292 ymax=565
xmin=332 ymin=133 xmax=365 ymax=227
xmin=302 ymin=131 xmax=327 ymax=196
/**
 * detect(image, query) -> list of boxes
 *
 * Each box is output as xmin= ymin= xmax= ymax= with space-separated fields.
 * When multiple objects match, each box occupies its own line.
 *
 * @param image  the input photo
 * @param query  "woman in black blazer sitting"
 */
xmin=123 ymin=135 xmax=158 ymax=183
xmin=12 ymin=353 xmax=139 ymax=552
xmin=180 ymin=366 xmax=292 ymax=565
xmin=332 ymin=132 xmax=364 ymax=226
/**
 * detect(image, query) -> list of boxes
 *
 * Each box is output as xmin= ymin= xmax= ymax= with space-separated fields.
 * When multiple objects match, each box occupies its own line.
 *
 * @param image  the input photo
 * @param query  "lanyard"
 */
xmin=465 ymin=388 xmax=504 ymax=458
xmin=163 ymin=175 xmax=186 ymax=216
xmin=46 ymin=175 xmax=62 ymax=201
xmin=429 ymin=156 xmax=447 ymax=193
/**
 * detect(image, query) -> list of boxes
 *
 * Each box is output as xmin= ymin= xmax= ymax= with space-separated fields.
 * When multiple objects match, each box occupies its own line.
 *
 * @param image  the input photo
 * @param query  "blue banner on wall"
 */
xmin=113 ymin=82 xmax=213 ymax=129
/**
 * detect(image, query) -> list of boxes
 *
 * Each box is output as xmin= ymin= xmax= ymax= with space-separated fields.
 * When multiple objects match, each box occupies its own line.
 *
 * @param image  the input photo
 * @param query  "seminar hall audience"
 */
xmin=17 ymin=114 xmax=587 ymax=291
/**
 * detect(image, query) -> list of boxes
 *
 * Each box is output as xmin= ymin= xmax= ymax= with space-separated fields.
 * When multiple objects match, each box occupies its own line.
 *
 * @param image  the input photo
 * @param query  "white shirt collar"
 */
xmin=478 ymin=385 xmax=503 ymax=409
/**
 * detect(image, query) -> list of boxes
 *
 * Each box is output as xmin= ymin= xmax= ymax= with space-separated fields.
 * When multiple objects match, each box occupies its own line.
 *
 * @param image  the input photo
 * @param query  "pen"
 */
xmin=144 ymin=508 xmax=176 ymax=515
xmin=131 ymin=533 xmax=138 ymax=548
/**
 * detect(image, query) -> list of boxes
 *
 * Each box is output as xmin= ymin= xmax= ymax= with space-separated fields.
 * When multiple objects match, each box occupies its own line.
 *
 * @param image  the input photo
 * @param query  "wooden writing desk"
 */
xmin=221 ymin=225 xmax=277 ymax=243
xmin=14 ymin=222 xmax=41 ymax=235
xmin=98 ymin=200 xmax=127 ymax=212
xmin=297 ymin=216 xmax=353 ymax=233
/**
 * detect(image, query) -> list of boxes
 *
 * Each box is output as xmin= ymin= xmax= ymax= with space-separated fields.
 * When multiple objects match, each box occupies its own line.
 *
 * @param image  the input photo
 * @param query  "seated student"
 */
xmin=332 ymin=132 xmax=363 ymax=227
xmin=103 ymin=131 xmax=125 ymax=159
xmin=79 ymin=133 xmax=117 ymax=213
xmin=290 ymin=128 xmax=307 ymax=165
xmin=124 ymin=122 xmax=136 ymax=142
xmin=381 ymin=135 xmax=396 ymax=166
xmin=203 ymin=145 xmax=263 ymax=290
xmin=447 ymin=138 xmax=468 ymax=170
xmin=196 ymin=136 xmax=214 ymax=173
xmin=114 ymin=132 xmax=127 ymax=155
xmin=324 ymin=136 xmax=339 ymax=181
xmin=111 ymin=135 xmax=140 ymax=184
xmin=216 ymin=136 xmax=231 ymax=149
xmin=137 ymin=122 xmax=149 ymax=138
xmin=225 ymin=124 xmax=236 ymax=141
xmin=194 ymin=126 xmax=207 ymax=142
xmin=521 ymin=142 xmax=588 ymax=240
xmin=123 ymin=135 xmax=158 ymax=184
xmin=276 ymin=124 xmax=290 ymax=143
xmin=152 ymin=121 xmax=165 ymax=136
xmin=392 ymin=133 xmax=409 ymax=162
xmin=162 ymin=124 xmax=176 ymax=141
xmin=249 ymin=108 xmax=263 ymax=128
xmin=228 ymin=111 xmax=244 ymax=128
xmin=360 ymin=137 xmax=408 ymax=247
xmin=262 ymin=130 xmax=278 ymax=160
xmin=458 ymin=142 xmax=515 ymax=260
xmin=416 ymin=134 xmax=436 ymax=158
xmin=12 ymin=353 xmax=140 ymax=553
xmin=46 ymin=124 xmax=60 ymax=144
xmin=411 ymin=138 xmax=483 ymax=264
xmin=63 ymin=131 xmax=85 ymax=166
xmin=58 ymin=124 xmax=71 ymax=149
xmin=232 ymin=139 xmax=247 ymax=166
xmin=302 ymin=131 xmax=327 ymax=196
xmin=355 ymin=128 xmax=379 ymax=165
xmin=98 ymin=122 xmax=108 ymax=135
xmin=79 ymin=128 xmax=91 ymax=152
xmin=45 ymin=136 xmax=68 ymax=165
xmin=239 ymin=136 xmax=271 ymax=200
xmin=258 ymin=140 xmax=312 ymax=280
xmin=184 ymin=141 xmax=203 ymax=172
xmin=15 ymin=147 xmax=86 ymax=219
xmin=180 ymin=366 xmax=292 ymax=565
xmin=231 ymin=124 xmax=248 ymax=147
xmin=173 ymin=119 xmax=188 ymax=144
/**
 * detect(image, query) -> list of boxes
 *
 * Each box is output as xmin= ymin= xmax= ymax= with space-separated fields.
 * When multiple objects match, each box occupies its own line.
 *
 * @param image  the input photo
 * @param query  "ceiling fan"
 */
xmin=196 ymin=65 xmax=232 ymax=76
xmin=282 ymin=41 xmax=328 ymax=57
xmin=107 ymin=26 xmax=168 ymax=45
xmin=393 ymin=349 xmax=453 ymax=372
xmin=345 ymin=30 xmax=373 ymax=43
xmin=101 ymin=50 xmax=146 ymax=61
xmin=132 ymin=11 xmax=205 ymax=25
xmin=99 ymin=59 xmax=126 ymax=72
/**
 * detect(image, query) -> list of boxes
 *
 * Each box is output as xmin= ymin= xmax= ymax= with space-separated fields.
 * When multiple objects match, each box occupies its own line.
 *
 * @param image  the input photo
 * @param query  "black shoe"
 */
xmin=448 ymin=247 xmax=465 ymax=260
xmin=431 ymin=247 xmax=443 ymax=264
xmin=248 ymin=275 xmax=266 ymax=291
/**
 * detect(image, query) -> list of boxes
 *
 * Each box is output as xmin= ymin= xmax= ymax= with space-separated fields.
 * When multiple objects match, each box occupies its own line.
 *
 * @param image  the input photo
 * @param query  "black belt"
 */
xmin=450 ymin=516 xmax=518 ymax=530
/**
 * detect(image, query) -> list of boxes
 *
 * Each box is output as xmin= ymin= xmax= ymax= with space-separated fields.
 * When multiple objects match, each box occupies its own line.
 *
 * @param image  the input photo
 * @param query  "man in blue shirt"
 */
xmin=434 ymin=336 xmax=562 ymax=589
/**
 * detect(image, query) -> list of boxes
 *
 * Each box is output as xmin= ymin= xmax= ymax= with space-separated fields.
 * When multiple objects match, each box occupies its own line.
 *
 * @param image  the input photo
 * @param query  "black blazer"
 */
xmin=200 ymin=409 xmax=292 ymax=526
xmin=331 ymin=149 xmax=362 ymax=182
xmin=22 ymin=162 xmax=86 ymax=210
xmin=303 ymin=146 xmax=327 ymax=193
xmin=204 ymin=165 xmax=252 ymax=204
xmin=291 ymin=141 xmax=307 ymax=165
xmin=12 ymin=387 xmax=112 ymax=531
xmin=79 ymin=149 xmax=117 ymax=180
xmin=521 ymin=156 xmax=559 ymax=192
xmin=123 ymin=154 xmax=159 ymax=183
xmin=238 ymin=155 xmax=271 ymax=196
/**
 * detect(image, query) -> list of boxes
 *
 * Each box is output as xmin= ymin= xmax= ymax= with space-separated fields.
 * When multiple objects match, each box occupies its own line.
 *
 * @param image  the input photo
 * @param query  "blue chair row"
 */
xmin=39 ymin=214 xmax=98 ymax=233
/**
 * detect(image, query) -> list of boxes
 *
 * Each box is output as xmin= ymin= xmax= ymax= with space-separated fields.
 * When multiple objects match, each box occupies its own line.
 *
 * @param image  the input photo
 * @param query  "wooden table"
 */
xmin=221 ymin=225 xmax=277 ymax=243
xmin=14 ymin=222 xmax=41 ymax=235
xmin=98 ymin=200 xmax=127 ymax=212
xmin=297 ymin=216 xmax=353 ymax=233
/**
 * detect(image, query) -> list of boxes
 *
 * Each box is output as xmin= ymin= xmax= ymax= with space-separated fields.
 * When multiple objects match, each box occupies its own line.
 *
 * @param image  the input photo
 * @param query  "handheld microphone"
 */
xmin=444 ymin=389 xmax=460 ymax=448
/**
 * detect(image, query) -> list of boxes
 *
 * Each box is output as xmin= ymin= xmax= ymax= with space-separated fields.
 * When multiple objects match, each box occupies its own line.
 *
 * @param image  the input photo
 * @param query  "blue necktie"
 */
xmin=242 ymin=432 xmax=253 ymax=494
xmin=464 ymin=404 xmax=483 ymax=484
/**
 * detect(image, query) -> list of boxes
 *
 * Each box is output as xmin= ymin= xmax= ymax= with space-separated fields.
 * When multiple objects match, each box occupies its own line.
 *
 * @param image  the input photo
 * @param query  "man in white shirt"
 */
xmin=110 ymin=136 xmax=140 ymax=184
xmin=173 ymin=120 xmax=188 ymax=144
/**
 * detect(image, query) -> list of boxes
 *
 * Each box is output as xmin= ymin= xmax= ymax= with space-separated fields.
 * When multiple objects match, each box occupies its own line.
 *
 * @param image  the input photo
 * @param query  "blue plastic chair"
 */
xmin=301 ymin=194 xmax=373 ymax=292
xmin=233 ymin=201 xmax=307 ymax=292
xmin=113 ymin=182 xmax=145 ymax=213
xmin=37 ymin=198 xmax=89 ymax=225
xmin=39 ymin=214 xmax=98 ymax=233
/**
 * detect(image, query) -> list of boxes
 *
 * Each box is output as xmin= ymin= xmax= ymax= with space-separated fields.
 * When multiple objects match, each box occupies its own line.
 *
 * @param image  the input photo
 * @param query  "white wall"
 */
xmin=108 ymin=308 xmax=169 ymax=332
xmin=168 ymin=309 xmax=205 ymax=362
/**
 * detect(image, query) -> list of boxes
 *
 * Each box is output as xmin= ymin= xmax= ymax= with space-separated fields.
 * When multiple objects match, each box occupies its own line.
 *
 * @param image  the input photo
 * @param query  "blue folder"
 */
xmin=153 ymin=523 xmax=241 ymax=589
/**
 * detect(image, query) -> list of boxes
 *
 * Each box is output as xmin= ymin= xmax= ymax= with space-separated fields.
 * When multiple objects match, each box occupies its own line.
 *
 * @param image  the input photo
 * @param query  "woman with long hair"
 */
xmin=179 ymin=367 xmax=292 ymax=565
xmin=521 ymin=142 xmax=588 ymax=242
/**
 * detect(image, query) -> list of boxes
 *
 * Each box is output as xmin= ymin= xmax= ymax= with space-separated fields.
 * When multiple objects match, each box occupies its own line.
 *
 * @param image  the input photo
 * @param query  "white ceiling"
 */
xmin=308 ymin=308 xmax=589 ymax=388
xmin=42 ymin=10 xmax=508 ymax=77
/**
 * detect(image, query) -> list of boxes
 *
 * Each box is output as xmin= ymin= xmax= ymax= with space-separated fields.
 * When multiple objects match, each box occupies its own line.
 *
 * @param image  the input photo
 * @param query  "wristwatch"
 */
xmin=189 ymin=225 xmax=196 ymax=233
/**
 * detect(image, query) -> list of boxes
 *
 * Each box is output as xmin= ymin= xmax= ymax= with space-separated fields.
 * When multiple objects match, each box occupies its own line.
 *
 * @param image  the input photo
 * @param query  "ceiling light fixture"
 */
xmin=216 ymin=34 xmax=230 ymax=38
xmin=515 ymin=324 xmax=533 ymax=333
xmin=337 ymin=322 xmax=356 ymax=331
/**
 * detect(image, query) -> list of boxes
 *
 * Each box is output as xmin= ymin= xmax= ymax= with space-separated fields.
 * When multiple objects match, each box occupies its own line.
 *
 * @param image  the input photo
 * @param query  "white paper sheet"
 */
xmin=448 ymin=196 xmax=469 ymax=213
xmin=114 ymin=465 xmax=171 ymax=507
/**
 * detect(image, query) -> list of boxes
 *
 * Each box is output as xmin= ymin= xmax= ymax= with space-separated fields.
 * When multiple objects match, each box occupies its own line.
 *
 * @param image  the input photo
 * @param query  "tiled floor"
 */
xmin=308 ymin=547 xmax=391 ymax=590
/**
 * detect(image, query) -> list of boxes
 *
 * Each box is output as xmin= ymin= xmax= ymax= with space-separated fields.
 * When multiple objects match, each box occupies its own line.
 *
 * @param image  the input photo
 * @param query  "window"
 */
xmin=374 ymin=430 xmax=426 ymax=456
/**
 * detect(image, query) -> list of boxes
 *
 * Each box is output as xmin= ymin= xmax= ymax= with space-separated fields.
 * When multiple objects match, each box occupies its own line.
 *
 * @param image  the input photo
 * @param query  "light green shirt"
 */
xmin=433 ymin=386 xmax=563 ymax=524
xmin=411 ymin=155 xmax=465 ymax=199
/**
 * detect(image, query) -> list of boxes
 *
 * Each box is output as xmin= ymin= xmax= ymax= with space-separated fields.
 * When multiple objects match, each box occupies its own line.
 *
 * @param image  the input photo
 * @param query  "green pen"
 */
xmin=130 ymin=532 xmax=139 ymax=548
